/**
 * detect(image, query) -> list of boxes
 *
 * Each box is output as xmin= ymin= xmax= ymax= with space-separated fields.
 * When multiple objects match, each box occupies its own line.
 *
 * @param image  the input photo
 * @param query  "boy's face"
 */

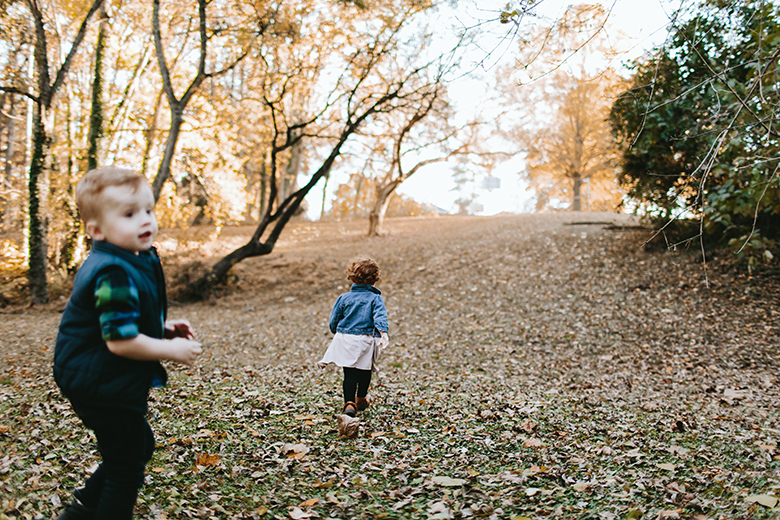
xmin=86 ymin=184 xmax=158 ymax=254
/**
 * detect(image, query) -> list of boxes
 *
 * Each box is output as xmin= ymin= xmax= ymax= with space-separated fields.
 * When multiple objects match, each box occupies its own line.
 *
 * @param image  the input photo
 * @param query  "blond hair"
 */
xmin=76 ymin=167 xmax=149 ymax=223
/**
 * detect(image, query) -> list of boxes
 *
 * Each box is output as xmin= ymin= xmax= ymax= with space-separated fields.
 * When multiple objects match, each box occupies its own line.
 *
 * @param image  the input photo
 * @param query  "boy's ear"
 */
xmin=85 ymin=220 xmax=105 ymax=241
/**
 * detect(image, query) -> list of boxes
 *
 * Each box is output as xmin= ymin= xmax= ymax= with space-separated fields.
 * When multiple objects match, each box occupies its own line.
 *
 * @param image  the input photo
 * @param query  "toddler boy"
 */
xmin=53 ymin=167 xmax=202 ymax=519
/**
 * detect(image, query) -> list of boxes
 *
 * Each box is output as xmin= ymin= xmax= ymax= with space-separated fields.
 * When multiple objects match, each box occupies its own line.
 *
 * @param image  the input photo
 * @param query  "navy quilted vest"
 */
xmin=53 ymin=241 xmax=168 ymax=412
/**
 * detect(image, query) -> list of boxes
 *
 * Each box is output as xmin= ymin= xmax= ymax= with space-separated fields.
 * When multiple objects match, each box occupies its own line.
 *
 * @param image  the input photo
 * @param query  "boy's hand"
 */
xmin=165 ymin=319 xmax=195 ymax=339
xmin=167 ymin=337 xmax=203 ymax=366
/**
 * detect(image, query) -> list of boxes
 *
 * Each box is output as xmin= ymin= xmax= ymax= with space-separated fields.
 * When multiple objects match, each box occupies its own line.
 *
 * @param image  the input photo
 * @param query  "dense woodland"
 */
xmin=0 ymin=0 xmax=778 ymax=305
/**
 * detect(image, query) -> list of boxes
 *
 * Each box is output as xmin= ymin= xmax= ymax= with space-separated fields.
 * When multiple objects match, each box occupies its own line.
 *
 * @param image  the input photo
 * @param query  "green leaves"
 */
xmin=611 ymin=0 xmax=780 ymax=256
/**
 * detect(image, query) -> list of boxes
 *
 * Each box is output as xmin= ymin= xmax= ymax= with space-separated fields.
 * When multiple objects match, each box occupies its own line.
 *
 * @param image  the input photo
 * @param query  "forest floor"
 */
xmin=1 ymin=213 xmax=780 ymax=520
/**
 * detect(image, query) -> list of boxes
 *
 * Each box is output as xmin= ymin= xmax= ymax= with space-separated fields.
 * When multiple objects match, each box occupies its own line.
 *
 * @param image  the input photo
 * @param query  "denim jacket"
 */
xmin=329 ymin=284 xmax=388 ymax=337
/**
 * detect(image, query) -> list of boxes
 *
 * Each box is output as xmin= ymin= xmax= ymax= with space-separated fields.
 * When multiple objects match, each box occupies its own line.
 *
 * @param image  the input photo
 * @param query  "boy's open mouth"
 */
xmin=139 ymin=231 xmax=152 ymax=239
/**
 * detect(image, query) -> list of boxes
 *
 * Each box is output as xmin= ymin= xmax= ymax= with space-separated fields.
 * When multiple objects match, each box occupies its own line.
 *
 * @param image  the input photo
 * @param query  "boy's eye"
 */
xmin=124 ymin=211 xmax=134 ymax=218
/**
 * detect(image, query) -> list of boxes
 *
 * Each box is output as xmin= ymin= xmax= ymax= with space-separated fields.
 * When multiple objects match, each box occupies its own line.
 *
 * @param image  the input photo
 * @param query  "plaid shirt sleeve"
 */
xmin=94 ymin=268 xmax=141 ymax=341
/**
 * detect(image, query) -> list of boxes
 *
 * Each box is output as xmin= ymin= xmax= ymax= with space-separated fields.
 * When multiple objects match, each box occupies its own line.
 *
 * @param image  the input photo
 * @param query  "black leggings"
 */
xmin=343 ymin=367 xmax=372 ymax=403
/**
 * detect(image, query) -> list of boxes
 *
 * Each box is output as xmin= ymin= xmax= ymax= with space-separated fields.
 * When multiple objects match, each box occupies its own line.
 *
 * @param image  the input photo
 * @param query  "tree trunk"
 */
xmin=3 ymin=99 xmax=18 ymax=229
xmin=320 ymin=172 xmax=329 ymax=220
xmin=23 ymin=0 xmax=106 ymax=304
xmin=367 ymin=181 xmax=398 ymax=237
xmin=28 ymin=104 xmax=49 ymax=304
xmin=61 ymin=86 xmax=83 ymax=272
xmin=141 ymin=89 xmax=164 ymax=178
xmin=86 ymin=5 xmax=107 ymax=171
xmin=279 ymin=132 xmax=302 ymax=208
xmin=353 ymin=175 xmax=363 ymax=213
xmin=151 ymin=108 xmax=183 ymax=200
xmin=151 ymin=0 xmax=211 ymax=202
xmin=572 ymin=174 xmax=582 ymax=211
xmin=257 ymin=159 xmax=267 ymax=220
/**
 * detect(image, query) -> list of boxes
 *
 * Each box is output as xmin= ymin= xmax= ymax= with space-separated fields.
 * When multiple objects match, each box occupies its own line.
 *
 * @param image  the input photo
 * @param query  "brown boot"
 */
xmin=356 ymin=396 xmax=371 ymax=411
xmin=342 ymin=401 xmax=357 ymax=417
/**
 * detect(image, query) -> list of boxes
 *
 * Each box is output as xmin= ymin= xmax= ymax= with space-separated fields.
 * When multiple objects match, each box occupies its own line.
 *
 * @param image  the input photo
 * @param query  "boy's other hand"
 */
xmin=165 ymin=319 xmax=195 ymax=339
xmin=168 ymin=337 xmax=203 ymax=366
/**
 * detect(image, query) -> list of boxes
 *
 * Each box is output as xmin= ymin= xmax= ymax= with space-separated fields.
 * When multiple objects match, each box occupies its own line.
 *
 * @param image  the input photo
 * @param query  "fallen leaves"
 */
xmin=194 ymin=452 xmax=220 ymax=467
xmin=430 ymin=476 xmax=467 ymax=487
xmin=745 ymin=494 xmax=779 ymax=508
xmin=336 ymin=415 xmax=359 ymax=439
xmin=522 ymin=437 xmax=544 ymax=448
xmin=2 ymin=215 xmax=780 ymax=519
xmin=288 ymin=506 xmax=315 ymax=519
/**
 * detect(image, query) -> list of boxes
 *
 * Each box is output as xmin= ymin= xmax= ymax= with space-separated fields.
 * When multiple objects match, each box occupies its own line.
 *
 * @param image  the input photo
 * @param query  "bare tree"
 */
xmin=364 ymin=83 xmax=476 ymax=236
xmin=150 ymin=0 xmax=251 ymax=201
xmin=190 ymin=19 xmax=444 ymax=296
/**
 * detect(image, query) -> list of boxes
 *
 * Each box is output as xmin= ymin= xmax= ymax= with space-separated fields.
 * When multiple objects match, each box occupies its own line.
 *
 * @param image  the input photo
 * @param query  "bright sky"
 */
xmin=311 ymin=0 xmax=681 ymax=219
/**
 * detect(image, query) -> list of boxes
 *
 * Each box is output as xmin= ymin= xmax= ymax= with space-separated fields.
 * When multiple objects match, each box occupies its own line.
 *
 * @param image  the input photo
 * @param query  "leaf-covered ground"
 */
xmin=2 ymin=213 xmax=779 ymax=520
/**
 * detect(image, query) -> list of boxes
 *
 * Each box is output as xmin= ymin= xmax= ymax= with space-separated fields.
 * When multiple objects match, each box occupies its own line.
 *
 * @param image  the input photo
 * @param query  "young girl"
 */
xmin=319 ymin=257 xmax=389 ymax=417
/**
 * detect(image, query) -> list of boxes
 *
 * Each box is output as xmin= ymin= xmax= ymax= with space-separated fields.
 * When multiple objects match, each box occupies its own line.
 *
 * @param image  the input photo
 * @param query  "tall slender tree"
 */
xmin=86 ymin=3 xmax=108 ymax=171
xmin=0 ymin=0 xmax=105 ymax=304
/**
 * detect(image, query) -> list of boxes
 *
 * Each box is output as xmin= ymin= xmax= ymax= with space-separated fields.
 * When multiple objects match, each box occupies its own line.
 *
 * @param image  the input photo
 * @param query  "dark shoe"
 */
xmin=343 ymin=401 xmax=357 ymax=417
xmin=55 ymin=500 xmax=95 ymax=520
xmin=356 ymin=396 xmax=371 ymax=411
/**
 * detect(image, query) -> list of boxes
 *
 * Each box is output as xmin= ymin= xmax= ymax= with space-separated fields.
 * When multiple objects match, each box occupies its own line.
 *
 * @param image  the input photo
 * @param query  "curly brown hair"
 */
xmin=346 ymin=256 xmax=381 ymax=285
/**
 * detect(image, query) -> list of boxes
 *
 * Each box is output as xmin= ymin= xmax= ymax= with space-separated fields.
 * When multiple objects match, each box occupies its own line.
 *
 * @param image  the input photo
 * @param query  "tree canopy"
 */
xmin=497 ymin=4 xmax=626 ymax=212
xmin=610 ymin=0 xmax=780 ymax=258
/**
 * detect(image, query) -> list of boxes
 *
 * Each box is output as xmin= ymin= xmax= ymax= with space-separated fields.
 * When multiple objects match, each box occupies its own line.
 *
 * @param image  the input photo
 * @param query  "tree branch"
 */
xmin=0 ymin=86 xmax=39 ymax=103
xmin=50 ymin=0 xmax=106 ymax=98
xmin=152 ymin=0 xmax=179 ymax=106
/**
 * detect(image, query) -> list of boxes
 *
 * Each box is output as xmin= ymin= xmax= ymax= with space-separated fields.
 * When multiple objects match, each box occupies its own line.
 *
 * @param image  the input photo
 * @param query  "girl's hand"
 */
xmin=165 ymin=319 xmax=195 ymax=339
xmin=379 ymin=331 xmax=389 ymax=349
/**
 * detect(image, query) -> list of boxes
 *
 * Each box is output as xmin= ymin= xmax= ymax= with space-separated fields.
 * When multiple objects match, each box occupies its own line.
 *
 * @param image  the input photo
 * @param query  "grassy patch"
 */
xmin=2 ymin=365 xmax=779 ymax=519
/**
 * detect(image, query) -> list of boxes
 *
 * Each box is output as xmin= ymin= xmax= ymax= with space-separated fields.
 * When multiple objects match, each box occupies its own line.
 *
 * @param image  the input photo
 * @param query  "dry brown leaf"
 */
xmin=195 ymin=453 xmax=220 ymax=467
xmin=337 ymin=414 xmax=360 ymax=438
xmin=745 ymin=494 xmax=779 ymax=507
xmin=311 ymin=478 xmax=336 ymax=489
xmin=520 ymin=418 xmax=537 ymax=432
xmin=281 ymin=443 xmax=309 ymax=459
xmin=522 ymin=437 xmax=543 ymax=448
xmin=288 ymin=507 xmax=313 ymax=519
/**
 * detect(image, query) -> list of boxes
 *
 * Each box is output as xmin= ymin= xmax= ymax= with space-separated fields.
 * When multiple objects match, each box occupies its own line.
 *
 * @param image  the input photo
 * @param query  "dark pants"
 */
xmin=343 ymin=367 xmax=372 ymax=403
xmin=71 ymin=404 xmax=155 ymax=520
